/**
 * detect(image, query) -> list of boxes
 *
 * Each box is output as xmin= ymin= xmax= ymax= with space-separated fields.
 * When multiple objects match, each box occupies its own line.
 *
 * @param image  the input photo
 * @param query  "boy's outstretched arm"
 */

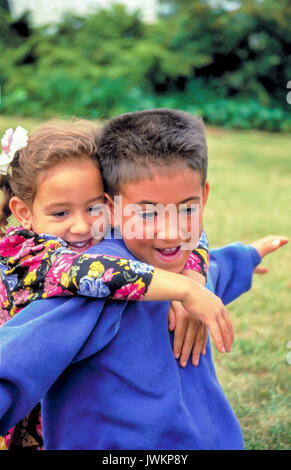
xmin=170 ymin=233 xmax=288 ymax=366
xmin=251 ymin=236 xmax=289 ymax=274
xmin=209 ymin=235 xmax=289 ymax=306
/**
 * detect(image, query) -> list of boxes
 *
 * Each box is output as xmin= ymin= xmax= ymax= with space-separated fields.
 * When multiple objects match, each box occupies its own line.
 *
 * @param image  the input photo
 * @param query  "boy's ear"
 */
xmin=104 ymin=193 xmax=115 ymax=227
xmin=202 ymin=181 xmax=210 ymax=210
xmin=9 ymin=196 xmax=33 ymax=229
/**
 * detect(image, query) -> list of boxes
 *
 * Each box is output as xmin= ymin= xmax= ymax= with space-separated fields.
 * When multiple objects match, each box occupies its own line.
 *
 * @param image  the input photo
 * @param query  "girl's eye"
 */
xmin=52 ymin=211 xmax=68 ymax=218
xmin=88 ymin=205 xmax=105 ymax=216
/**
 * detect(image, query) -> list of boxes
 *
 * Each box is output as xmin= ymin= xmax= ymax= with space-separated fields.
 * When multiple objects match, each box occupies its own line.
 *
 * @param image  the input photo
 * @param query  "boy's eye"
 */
xmin=139 ymin=211 xmax=157 ymax=220
xmin=179 ymin=206 xmax=197 ymax=216
xmin=87 ymin=206 xmax=96 ymax=214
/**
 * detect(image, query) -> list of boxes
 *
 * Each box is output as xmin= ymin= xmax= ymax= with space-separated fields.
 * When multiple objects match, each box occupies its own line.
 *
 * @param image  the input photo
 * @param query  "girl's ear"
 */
xmin=9 ymin=196 xmax=33 ymax=230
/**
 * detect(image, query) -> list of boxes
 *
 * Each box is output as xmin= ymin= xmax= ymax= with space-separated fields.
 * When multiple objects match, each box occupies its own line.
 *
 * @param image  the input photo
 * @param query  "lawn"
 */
xmin=0 ymin=115 xmax=290 ymax=450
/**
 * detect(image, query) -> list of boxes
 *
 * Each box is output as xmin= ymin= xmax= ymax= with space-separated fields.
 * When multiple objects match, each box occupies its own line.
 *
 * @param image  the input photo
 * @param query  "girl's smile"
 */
xmin=66 ymin=239 xmax=94 ymax=253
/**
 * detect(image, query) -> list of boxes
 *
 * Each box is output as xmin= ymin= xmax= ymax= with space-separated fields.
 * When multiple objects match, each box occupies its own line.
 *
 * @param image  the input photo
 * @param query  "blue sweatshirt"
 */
xmin=0 ymin=237 xmax=261 ymax=450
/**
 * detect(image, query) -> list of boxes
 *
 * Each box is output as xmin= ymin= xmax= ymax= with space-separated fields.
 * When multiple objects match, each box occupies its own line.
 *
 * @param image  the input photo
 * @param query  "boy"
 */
xmin=0 ymin=109 xmax=285 ymax=449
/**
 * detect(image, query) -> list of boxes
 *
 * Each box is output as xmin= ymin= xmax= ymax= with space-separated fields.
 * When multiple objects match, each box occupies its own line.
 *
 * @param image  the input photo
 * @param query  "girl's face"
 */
xmin=17 ymin=160 xmax=106 ymax=252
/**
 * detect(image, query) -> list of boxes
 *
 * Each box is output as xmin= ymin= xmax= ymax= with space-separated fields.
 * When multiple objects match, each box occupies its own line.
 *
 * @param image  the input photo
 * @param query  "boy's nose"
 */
xmin=156 ymin=214 xmax=181 ymax=242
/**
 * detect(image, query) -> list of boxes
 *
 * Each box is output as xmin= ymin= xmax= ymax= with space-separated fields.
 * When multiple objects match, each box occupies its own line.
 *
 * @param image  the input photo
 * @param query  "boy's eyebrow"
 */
xmin=136 ymin=197 xmax=201 ymax=205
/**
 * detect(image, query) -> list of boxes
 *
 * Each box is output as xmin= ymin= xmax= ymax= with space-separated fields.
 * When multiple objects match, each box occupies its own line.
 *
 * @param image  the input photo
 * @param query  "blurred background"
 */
xmin=1 ymin=0 xmax=291 ymax=130
xmin=0 ymin=0 xmax=290 ymax=451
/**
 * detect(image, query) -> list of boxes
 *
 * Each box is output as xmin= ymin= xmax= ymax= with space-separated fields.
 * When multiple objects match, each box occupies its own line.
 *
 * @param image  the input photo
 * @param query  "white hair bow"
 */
xmin=0 ymin=126 xmax=28 ymax=175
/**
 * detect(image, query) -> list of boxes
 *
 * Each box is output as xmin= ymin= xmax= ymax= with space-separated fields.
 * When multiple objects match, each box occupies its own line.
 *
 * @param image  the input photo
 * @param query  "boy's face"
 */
xmin=109 ymin=165 xmax=209 ymax=273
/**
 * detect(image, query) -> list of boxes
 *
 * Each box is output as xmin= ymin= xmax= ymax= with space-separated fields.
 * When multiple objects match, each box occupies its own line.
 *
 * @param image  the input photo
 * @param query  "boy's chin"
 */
xmin=151 ymin=246 xmax=192 ymax=274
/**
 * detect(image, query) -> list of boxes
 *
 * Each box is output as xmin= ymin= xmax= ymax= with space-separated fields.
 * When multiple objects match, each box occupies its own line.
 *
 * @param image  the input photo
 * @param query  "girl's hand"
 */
xmin=168 ymin=301 xmax=207 ymax=367
xmin=251 ymin=236 xmax=289 ymax=274
xmin=168 ymin=268 xmax=208 ymax=367
xmin=146 ymin=267 xmax=233 ymax=354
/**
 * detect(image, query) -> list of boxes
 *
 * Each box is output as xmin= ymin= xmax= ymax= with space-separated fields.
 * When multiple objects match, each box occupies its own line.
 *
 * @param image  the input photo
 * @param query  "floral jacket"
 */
xmin=0 ymin=226 xmax=209 ymax=450
xmin=0 ymin=227 xmax=209 ymax=325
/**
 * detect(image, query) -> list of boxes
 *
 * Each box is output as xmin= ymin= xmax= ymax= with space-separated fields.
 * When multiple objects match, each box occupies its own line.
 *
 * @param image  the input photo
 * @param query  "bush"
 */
xmin=0 ymin=2 xmax=290 ymax=131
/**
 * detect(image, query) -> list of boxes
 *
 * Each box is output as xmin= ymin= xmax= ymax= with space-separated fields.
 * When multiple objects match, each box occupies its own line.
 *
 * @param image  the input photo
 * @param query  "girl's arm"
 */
xmin=184 ymin=229 xmax=209 ymax=283
xmin=0 ymin=227 xmax=208 ymax=318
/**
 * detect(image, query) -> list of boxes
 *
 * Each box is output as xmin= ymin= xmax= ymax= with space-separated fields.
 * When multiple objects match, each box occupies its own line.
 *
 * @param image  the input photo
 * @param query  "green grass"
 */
xmin=205 ymin=126 xmax=291 ymax=450
xmin=1 ymin=115 xmax=291 ymax=450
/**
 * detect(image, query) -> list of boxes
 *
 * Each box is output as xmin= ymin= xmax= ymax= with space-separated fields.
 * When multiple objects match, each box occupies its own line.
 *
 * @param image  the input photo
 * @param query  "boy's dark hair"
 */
xmin=98 ymin=108 xmax=208 ymax=196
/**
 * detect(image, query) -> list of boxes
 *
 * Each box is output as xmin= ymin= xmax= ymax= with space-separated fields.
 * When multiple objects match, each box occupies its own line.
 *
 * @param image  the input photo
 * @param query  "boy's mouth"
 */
xmin=67 ymin=239 xmax=93 ymax=252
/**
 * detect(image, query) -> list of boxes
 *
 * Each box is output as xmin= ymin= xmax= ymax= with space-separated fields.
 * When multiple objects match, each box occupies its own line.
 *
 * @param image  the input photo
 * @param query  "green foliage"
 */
xmin=0 ymin=1 xmax=290 ymax=131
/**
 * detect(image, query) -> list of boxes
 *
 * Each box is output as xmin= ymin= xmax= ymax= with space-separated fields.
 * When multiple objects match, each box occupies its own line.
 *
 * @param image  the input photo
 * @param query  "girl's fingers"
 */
xmin=201 ymin=325 xmax=208 ymax=355
xmin=217 ymin=308 xmax=233 ymax=353
xmin=208 ymin=306 xmax=233 ymax=354
xmin=191 ymin=324 xmax=205 ymax=366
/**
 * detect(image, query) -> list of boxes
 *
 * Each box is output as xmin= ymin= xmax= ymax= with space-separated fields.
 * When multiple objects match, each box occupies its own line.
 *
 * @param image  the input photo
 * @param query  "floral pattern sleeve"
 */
xmin=0 ymin=227 xmax=209 ymax=323
xmin=0 ymin=227 xmax=154 ymax=322
xmin=184 ymin=230 xmax=209 ymax=281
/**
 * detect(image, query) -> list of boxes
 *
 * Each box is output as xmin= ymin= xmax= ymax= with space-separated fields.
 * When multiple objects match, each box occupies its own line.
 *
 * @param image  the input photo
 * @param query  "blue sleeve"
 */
xmin=0 ymin=295 xmax=126 ymax=435
xmin=209 ymin=243 xmax=261 ymax=305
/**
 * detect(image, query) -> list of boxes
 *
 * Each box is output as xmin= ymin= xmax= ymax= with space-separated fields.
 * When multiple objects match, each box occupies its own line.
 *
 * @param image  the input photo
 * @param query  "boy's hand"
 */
xmin=168 ymin=302 xmax=207 ymax=367
xmin=251 ymin=236 xmax=289 ymax=274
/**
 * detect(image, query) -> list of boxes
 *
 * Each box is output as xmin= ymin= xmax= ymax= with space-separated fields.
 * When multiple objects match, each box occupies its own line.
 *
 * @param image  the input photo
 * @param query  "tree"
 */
xmin=0 ymin=0 xmax=11 ymax=12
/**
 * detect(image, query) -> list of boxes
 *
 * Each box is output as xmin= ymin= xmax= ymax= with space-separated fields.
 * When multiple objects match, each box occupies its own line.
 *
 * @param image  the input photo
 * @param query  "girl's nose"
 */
xmin=70 ymin=214 xmax=92 ymax=236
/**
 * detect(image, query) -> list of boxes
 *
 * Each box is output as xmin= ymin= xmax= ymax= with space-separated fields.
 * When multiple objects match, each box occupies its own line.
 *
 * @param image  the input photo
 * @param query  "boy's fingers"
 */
xmin=168 ymin=308 xmax=176 ymax=331
xmin=254 ymin=266 xmax=269 ymax=274
xmin=252 ymin=236 xmax=289 ymax=257
xmin=266 ymin=237 xmax=289 ymax=254
xmin=179 ymin=322 xmax=199 ymax=367
xmin=173 ymin=315 xmax=188 ymax=359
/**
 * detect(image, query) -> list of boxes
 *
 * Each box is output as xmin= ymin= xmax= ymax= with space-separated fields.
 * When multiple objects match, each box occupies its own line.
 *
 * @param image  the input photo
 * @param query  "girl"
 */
xmin=0 ymin=120 xmax=224 ymax=449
